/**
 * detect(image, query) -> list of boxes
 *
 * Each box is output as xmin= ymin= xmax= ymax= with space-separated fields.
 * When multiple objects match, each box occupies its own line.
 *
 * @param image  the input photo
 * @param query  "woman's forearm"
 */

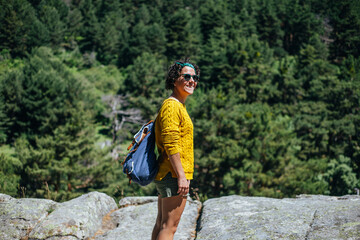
xmin=169 ymin=153 xmax=185 ymax=178
xmin=169 ymin=153 xmax=189 ymax=195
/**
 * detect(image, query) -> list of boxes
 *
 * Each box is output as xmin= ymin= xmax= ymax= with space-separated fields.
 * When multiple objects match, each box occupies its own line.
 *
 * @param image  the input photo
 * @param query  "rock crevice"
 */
xmin=305 ymin=210 xmax=318 ymax=240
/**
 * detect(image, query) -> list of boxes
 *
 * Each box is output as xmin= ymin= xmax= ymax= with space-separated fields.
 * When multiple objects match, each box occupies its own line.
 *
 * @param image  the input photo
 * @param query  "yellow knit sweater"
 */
xmin=155 ymin=98 xmax=194 ymax=180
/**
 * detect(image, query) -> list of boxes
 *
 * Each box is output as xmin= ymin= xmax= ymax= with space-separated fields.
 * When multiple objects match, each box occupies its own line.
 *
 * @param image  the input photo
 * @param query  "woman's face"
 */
xmin=174 ymin=66 xmax=197 ymax=96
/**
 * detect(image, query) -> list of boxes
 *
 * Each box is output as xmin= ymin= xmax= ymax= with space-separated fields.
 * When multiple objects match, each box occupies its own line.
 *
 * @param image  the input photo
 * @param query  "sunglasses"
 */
xmin=182 ymin=74 xmax=199 ymax=82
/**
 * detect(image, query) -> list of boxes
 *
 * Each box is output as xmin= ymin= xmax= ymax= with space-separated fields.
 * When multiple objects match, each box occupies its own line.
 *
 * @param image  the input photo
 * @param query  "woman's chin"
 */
xmin=184 ymin=87 xmax=194 ymax=94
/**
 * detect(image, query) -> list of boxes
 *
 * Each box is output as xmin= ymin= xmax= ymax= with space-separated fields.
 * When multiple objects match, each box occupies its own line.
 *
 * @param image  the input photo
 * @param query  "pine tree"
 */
xmin=0 ymin=0 xmax=38 ymax=56
xmin=76 ymin=0 xmax=100 ymax=52
xmin=199 ymin=27 xmax=230 ymax=90
xmin=65 ymin=6 xmax=84 ymax=49
xmin=165 ymin=9 xmax=201 ymax=61
xmin=128 ymin=21 xmax=166 ymax=63
xmin=0 ymin=152 xmax=22 ymax=196
xmin=95 ymin=12 xmax=128 ymax=65
xmin=14 ymin=108 xmax=98 ymax=201
xmin=189 ymin=89 xmax=322 ymax=198
xmin=0 ymin=67 xmax=24 ymax=142
xmin=0 ymin=90 xmax=8 ymax=143
xmin=256 ymin=0 xmax=284 ymax=54
xmin=123 ymin=52 xmax=167 ymax=119
xmin=278 ymin=0 xmax=322 ymax=55
xmin=271 ymin=55 xmax=300 ymax=104
xmin=16 ymin=47 xmax=82 ymax=138
xmin=36 ymin=2 xmax=67 ymax=47
xmin=323 ymin=155 xmax=358 ymax=195
xmin=327 ymin=0 xmax=360 ymax=59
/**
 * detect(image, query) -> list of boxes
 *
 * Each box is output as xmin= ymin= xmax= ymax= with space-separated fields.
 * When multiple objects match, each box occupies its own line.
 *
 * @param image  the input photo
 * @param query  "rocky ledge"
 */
xmin=0 ymin=192 xmax=359 ymax=240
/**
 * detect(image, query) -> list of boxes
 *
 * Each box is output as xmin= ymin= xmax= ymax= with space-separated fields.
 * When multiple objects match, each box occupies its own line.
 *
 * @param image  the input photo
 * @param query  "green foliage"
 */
xmin=0 ymin=47 xmax=85 ymax=140
xmin=0 ymin=91 xmax=8 ymax=143
xmin=166 ymin=9 xmax=202 ymax=61
xmin=94 ymin=11 xmax=129 ymax=65
xmin=0 ymin=146 xmax=22 ymax=196
xmin=199 ymin=0 xmax=227 ymax=42
xmin=0 ymin=0 xmax=68 ymax=56
xmin=0 ymin=0 xmax=37 ymax=56
xmin=128 ymin=6 xmax=167 ymax=61
xmin=190 ymin=89 xmax=329 ymax=198
xmin=75 ymin=0 xmax=99 ymax=52
xmin=327 ymin=0 xmax=360 ymax=59
xmin=35 ymin=2 xmax=67 ymax=47
xmin=278 ymin=0 xmax=323 ymax=55
xmin=323 ymin=155 xmax=358 ymax=195
xmin=124 ymin=52 xmax=168 ymax=119
xmin=0 ymin=63 xmax=24 ymax=142
xmin=255 ymin=0 xmax=284 ymax=51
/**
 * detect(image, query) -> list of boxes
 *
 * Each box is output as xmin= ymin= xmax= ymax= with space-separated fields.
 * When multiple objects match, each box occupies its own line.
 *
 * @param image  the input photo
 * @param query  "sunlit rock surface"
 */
xmin=0 ymin=194 xmax=59 ymax=240
xmin=95 ymin=196 xmax=202 ymax=240
xmin=1 ymin=193 xmax=359 ymax=240
xmin=196 ymin=194 xmax=360 ymax=240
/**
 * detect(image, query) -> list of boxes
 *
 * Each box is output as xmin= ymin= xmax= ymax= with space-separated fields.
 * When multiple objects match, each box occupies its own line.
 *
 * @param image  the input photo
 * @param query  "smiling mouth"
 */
xmin=184 ymin=85 xmax=194 ymax=93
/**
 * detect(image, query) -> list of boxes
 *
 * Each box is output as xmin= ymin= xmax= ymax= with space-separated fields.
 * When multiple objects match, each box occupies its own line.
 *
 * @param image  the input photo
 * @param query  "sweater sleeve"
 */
xmin=159 ymin=100 xmax=181 ymax=156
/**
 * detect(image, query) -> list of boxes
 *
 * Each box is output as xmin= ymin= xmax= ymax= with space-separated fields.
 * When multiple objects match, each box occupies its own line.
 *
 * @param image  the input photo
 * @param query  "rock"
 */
xmin=196 ymin=195 xmax=360 ymax=240
xmin=0 ymin=195 xmax=59 ymax=240
xmin=2 ymin=192 xmax=359 ymax=240
xmin=0 ymin=193 xmax=14 ymax=202
xmin=95 ymin=196 xmax=202 ymax=240
xmin=175 ymin=198 xmax=202 ymax=240
xmin=118 ymin=196 xmax=158 ymax=207
xmin=302 ymin=195 xmax=360 ymax=240
xmin=29 ymin=191 xmax=117 ymax=240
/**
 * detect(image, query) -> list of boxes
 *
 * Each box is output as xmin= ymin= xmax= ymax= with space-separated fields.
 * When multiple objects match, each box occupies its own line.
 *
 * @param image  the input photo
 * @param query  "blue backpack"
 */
xmin=122 ymin=120 xmax=159 ymax=186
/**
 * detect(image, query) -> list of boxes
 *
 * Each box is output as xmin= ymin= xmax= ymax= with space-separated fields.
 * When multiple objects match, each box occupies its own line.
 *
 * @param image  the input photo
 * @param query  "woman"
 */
xmin=151 ymin=58 xmax=200 ymax=240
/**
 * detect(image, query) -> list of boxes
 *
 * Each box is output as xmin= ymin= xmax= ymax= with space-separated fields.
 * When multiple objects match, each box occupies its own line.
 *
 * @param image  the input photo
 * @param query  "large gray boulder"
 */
xmin=0 ymin=193 xmax=15 ymax=202
xmin=95 ymin=196 xmax=202 ymax=240
xmin=2 ymin=192 xmax=359 ymax=240
xmin=118 ymin=196 xmax=158 ymax=207
xmin=28 ymin=191 xmax=117 ymax=240
xmin=196 ymin=194 xmax=360 ymax=240
xmin=0 ymin=195 xmax=59 ymax=240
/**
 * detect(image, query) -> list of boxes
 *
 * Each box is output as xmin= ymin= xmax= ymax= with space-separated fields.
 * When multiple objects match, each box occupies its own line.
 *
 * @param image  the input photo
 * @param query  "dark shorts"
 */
xmin=154 ymin=172 xmax=179 ymax=198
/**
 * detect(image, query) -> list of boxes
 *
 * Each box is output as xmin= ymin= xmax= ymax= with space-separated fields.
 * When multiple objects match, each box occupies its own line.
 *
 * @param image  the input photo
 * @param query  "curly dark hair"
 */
xmin=165 ymin=57 xmax=200 ymax=90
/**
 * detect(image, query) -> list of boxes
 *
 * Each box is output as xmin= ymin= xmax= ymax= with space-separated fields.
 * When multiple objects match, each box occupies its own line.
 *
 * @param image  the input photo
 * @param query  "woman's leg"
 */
xmin=152 ymin=195 xmax=162 ymax=240
xmin=157 ymin=195 xmax=187 ymax=240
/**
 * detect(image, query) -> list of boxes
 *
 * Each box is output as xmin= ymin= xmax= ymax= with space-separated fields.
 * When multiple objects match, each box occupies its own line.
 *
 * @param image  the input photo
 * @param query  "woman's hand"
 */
xmin=168 ymin=152 xmax=190 ymax=196
xmin=177 ymin=177 xmax=190 ymax=196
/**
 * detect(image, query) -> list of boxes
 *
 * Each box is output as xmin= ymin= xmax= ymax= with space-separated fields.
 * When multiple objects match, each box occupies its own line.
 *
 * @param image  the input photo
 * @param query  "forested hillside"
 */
xmin=0 ymin=0 xmax=359 ymax=202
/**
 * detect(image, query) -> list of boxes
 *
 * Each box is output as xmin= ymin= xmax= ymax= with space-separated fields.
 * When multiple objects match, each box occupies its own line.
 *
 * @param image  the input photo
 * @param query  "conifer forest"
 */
xmin=0 ymin=0 xmax=359 ymax=202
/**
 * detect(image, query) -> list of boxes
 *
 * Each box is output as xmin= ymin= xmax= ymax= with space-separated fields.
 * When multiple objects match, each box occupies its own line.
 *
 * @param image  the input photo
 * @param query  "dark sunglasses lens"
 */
xmin=183 ymin=74 xmax=191 ymax=81
xmin=183 ymin=74 xmax=199 ymax=82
